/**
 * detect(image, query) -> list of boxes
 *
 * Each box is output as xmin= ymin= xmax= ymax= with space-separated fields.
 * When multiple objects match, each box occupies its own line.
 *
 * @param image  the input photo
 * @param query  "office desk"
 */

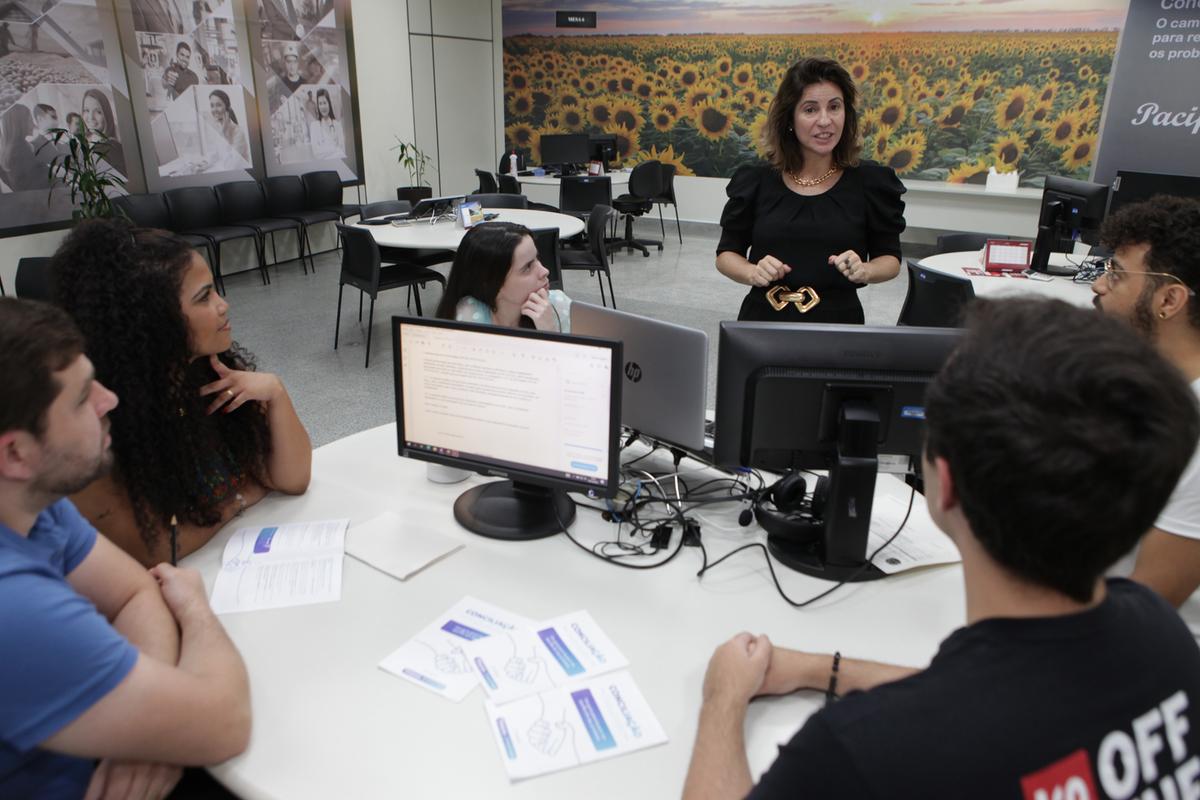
xmin=358 ymin=208 xmax=584 ymax=251
xmin=191 ymin=424 xmax=965 ymax=799
xmin=919 ymin=251 xmax=1097 ymax=308
xmin=517 ymin=172 xmax=631 ymax=208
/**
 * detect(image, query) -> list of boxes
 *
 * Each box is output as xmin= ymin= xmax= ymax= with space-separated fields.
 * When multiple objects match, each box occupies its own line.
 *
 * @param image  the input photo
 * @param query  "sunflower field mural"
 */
xmin=501 ymin=29 xmax=1117 ymax=187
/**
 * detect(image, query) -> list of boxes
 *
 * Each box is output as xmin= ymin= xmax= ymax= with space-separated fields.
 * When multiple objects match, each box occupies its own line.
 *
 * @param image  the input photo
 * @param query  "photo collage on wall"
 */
xmin=0 ymin=0 xmax=136 ymax=228
xmin=130 ymin=0 xmax=253 ymax=177
xmin=249 ymin=0 xmax=358 ymax=181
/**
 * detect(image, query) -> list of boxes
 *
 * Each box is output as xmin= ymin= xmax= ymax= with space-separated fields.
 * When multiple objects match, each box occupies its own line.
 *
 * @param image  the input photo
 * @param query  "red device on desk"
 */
xmin=984 ymin=239 xmax=1032 ymax=272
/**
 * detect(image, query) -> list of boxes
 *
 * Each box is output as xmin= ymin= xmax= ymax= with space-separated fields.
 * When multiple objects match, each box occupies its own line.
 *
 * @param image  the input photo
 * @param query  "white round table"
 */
xmin=359 ymin=208 xmax=584 ymax=250
xmin=918 ymin=251 xmax=1097 ymax=308
xmin=187 ymin=425 xmax=965 ymax=798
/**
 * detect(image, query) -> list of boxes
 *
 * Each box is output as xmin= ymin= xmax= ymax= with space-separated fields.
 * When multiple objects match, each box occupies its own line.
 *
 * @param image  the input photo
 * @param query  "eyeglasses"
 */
xmin=1101 ymin=260 xmax=1196 ymax=297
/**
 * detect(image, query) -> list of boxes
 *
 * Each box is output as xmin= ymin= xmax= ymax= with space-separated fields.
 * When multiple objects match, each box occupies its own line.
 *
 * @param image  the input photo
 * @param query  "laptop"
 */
xmin=571 ymin=302 xmax=708 ymax=452
xmin=410 ymin=195 xmax=467 ymax=219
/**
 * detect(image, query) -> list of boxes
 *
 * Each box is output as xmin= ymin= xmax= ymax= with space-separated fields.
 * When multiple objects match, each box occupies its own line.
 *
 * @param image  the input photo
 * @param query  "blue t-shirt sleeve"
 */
xmin=0 ymin=571 xmax=138 ymax=752
xmin=44 ymin=498 xmax=99 ymax=575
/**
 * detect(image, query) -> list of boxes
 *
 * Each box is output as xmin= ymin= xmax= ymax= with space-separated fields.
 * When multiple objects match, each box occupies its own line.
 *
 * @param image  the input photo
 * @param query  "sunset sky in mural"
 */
xmin=502 ymin=0 xmax=1128 ymax=35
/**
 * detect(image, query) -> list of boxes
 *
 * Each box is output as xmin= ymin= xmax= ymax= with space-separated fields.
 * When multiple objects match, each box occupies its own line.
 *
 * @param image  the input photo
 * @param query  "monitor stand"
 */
xmin=1030 ymin=202 xmax=1078 ymax=277
xmin=767 ymin=400 xmax=888 ymax=582
xmin=453 ymin=479 xmax=576 ymax=540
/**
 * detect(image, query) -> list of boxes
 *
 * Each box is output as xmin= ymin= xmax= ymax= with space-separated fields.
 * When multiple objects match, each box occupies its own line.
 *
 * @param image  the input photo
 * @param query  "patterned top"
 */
xmin=454 ymin=289 xmax=573 ymax=332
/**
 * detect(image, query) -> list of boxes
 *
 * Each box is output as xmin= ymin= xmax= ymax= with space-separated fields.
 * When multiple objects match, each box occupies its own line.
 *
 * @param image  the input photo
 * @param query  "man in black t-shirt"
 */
xmin=683 ymin=298 xmax=1200 ymax=800
xmin=162 ymin=41 xmax=199 ymax=101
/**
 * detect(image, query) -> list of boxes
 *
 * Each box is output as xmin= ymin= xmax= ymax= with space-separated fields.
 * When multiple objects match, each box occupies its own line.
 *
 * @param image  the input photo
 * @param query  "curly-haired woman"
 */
xmin=51 ymin=218 xmax=311 ymax=567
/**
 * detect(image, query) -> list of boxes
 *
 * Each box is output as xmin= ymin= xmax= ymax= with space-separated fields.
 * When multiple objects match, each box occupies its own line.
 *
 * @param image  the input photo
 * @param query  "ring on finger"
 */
xmin=225 ymin=389 xmax=234 ymax=398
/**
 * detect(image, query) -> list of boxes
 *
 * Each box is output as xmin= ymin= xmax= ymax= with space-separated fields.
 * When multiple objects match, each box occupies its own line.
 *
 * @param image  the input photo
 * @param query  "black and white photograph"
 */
xmin=256 ymin=0 xmax=333 ymax=41
xmin=152 ymin=82 xmax=250 ymax=176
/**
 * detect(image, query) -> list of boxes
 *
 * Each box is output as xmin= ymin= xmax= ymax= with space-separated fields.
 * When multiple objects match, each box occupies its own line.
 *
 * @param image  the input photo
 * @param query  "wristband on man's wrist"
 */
xmin=825 ymin=651 xmax=841 ymax=705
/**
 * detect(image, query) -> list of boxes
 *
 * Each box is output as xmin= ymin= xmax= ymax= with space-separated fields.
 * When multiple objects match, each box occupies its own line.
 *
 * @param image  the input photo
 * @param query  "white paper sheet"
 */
xmin=378 ymin=596 xmax=535 ymax=702
xmin=484 ymin=670 xmax=667 ymax=781
xmin=463 ymin=610 xmax=629 ymax=705
xmin=209 ymin=519 xmax=348 ymax=614
xmin=345 ymin=511 xmax=463 ymax=581
xmin=868 ymin=494 xmax=961 ymax=574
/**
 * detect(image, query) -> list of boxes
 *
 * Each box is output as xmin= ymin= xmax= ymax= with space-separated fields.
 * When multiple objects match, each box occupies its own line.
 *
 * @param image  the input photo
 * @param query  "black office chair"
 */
xmin=215 ymin=181 xmax=307 ymax=280
xmin=467 ymin=193 xmax=528 ymax=209
xmin=14 ymin=257 xmax=52 ymax=301
xmin=611 ymin=161 xmax=664 ymax=257
xmin=653 ymin=162 xmax=682 ymax=244
xmin=263 ymin=175 xmax=340 ymax=274
xmin=897 ymin=259 xmax=976 ymax=328
xmin=558 ymin=204 xmax=616 ymax=307
xmin=935 ymin=231 xmax=1006 ymax=254
xmin=475 ymin=169 xmax=499 ymax=194
xmin=558 ymin=176 xmax=612 ymax=223
xmin=497 ymin=174 xmax=522 ymax=195
xmin=334 ymin=224 xmax=447 ymax=367
xmin=302 ymin=170 xmax=363 ymax=222
xmin=360 ymin=200 xmax=412 ymax=220
xmin=530 ymin=227 xmax=563 ymax=291
xmin=164 ymin=187 xmax=262 ymax=295
xmin=112 ymin=192 xmax=215 ymax=267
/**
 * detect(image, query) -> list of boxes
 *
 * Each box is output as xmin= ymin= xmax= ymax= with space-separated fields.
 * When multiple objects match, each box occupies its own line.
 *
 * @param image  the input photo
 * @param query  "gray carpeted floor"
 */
xmin=223 ymin=218 xmax=929 ymax=447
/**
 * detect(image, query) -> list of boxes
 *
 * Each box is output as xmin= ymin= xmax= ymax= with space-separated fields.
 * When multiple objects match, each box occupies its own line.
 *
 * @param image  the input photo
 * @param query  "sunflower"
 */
xmin=601 ymin=123 xmax=640 ymax=165
xmin=946 ymin=157 xmax=993 ymax=185
xmin=506 ymin=90 xmax=534 ymax=118
xmin=505 ymin=123 xmax=539 ymax=156
xmin=685 ymin=83 xmax=719 ymax=110
xmin=871 ymin=132 xmax=890 ymax=160
xmin=633 ymin=79 xmax=654 ymax=100
xmin=1030 ymin=103 xmax=1053 ymax=125
xmin=693 ymin=100 xmax=735 ymax=140
xmin=749 ymin=114 xmax=771 ymax=159
xmin=882 ymin=132 xmax=925 ymax=175
xmin=1037 ymin=82 xmax=1059 ymax=105
xmin=587 ymin=96 xmax=617 ymax=128
xmin=732 ymin=63 xmax=755 ymax=87
xmin=994 ymin=84 xmax=1035 ymax=129
xmin=507 ymin=71 xmax=529 ymax=92
xmin=603 ymin=75 xmax=623 ymax=95
xmin=1047 ymin=109 xmax=1088 ymax=147
xmin=1078 ymin=64 xmax=1094 ymax=80
xmin=559 ymin=105 xmax=586 ymax=131
xmin=715 ymin=55 xmax=732 ymax=76
xmin=659 ymin=99 xmax=682 ymax=118
xmin=877 ymin=100 xmax=907 ymax=130
xmin=1061 ymin=134 xmax=1097 ymax=171
xmin=610 ymin=100 xmax=644 ymax=132
xmin=936 ymin=98 xmax=973 ymax=128
xmin=991 ymin=132 xmax=1025 ymax=167
xmin=848 ymin=61 xmax=870 ymax=82
xmin=1075 ymin=89 xmax=1099 ymax=112
xmin=581 ymin=77 xmax=600 ymax=96
xmin=557 ymin=91 xmax=582 ymax=109
xmin=930 ymin=79 xmax=952 ymax=101
xmin=628 ymin=144 xmax=695 ymax=177
xmin=651 ymin=104 xmax=677 ymax=132
xmin=541 ymin=111 xmax=564 ymax=132
xmin=679 ymin=64 xmax=701 ymax=88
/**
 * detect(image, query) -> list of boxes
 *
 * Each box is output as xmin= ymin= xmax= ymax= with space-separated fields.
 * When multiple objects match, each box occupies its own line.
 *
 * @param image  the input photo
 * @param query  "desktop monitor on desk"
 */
xmin=587 ymin=134 xmax=618 ymax=171
xmin=713 ymin=322 xmax=962 ymax=582
xmin=539 ymin=133 xmax=590 ymax=174
xmin=1030 ymin=175 xmax=1109 ymax=275
xmin=1109 ymin=170 xmax=1200 ymax=214
xmin=392 ymin=317 xmax=622 ymax=540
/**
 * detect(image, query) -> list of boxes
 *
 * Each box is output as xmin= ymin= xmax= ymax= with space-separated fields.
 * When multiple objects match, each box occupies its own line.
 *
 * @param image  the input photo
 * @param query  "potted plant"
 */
xmin=44 ymin=123 xmax=126 ymax=220
xmin=391 ymin=136 xmax=435 ymax=205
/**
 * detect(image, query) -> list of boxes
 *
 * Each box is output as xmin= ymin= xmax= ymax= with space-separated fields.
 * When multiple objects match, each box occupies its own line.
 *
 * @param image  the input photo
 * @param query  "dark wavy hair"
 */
xmin=50 ymin=218 xmax=271 ymax=546
xmin=315 ymin=88 xmax=335 ymax=121
xmin=762 ymin=57 xmax=861 ymax=174
xmin=1101 ymin=194 xmax=1200 ymax=330
xmin=434 ymin=221 xmax=533 ymax=324
xmin=209 ymin=89 xmax=238 ymax=125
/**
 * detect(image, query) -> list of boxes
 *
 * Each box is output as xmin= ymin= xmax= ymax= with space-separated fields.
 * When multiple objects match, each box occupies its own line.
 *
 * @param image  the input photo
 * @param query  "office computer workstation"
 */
xmin=392 ymin=307 xmax=959 ymax=600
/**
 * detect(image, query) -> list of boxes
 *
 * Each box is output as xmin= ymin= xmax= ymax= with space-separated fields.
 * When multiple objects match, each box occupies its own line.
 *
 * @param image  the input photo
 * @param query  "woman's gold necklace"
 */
xmin=788 ymin=166 xmax=838 ymax=187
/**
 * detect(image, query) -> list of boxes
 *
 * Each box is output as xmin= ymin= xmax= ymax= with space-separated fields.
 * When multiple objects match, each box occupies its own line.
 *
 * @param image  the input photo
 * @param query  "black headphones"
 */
xmin=753 ymin=472 xmax=828 ymax=544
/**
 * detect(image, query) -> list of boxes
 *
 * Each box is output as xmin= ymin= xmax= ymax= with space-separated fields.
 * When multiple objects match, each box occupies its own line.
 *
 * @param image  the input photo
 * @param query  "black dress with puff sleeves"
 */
xmin=717 ymin=161 xmax=906 ymax=323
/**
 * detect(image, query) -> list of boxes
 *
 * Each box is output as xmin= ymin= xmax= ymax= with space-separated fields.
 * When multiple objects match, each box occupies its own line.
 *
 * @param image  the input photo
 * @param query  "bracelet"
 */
xmin=234 ymin=491 xmax=246 ymax=517
xmin=825 ymin=651 xmax=841 ymax=704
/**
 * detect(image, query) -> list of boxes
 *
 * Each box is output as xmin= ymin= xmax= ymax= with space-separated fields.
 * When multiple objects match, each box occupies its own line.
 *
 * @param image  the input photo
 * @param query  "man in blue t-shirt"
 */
xmin=0 ymin=298 xmax=250 ymax=798
xmin=683 ymin=298 xmax=1200 ymax=800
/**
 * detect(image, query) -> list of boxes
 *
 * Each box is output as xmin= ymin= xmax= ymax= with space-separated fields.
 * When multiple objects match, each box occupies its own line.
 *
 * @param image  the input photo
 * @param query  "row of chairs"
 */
xmin=112 ymin=171 xmax=361 ymax=294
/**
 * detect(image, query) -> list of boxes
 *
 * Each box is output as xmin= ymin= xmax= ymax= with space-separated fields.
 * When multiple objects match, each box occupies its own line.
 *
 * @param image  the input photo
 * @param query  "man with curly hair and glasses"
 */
xmin=1093 ymin=194 xmax=1200 ymax=640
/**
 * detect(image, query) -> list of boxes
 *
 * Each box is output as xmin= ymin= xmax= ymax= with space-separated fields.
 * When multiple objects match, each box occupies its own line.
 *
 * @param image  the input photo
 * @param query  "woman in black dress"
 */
xmin=716 ymin=57 xmax=906 ymax=323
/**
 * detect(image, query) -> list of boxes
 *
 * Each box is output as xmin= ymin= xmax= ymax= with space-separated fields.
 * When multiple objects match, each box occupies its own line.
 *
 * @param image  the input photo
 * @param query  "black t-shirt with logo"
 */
xmin=748 ymin=579 xmax=1200 ymax=799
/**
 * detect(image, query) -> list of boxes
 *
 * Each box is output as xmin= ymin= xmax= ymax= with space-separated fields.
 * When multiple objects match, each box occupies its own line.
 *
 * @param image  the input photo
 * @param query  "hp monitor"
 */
xmin=713 ymin=322 xmax=962 ymax=581
xmin=539 ymin=133 xmax=590 ymax=173
xmin=1030 ymin=176 xmax=1109 ymax=275
xmin=587 ymin=134 xmax=618 ymax=170
xmin=393 ymin=317 xmax=621 ymax=540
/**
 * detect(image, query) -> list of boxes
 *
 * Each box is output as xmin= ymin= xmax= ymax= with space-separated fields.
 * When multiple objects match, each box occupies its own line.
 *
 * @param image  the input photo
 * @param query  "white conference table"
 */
xmin=188 ymin=425 xmax=965 ymax=798
xmin=919 ymin=250 xmax=1097 ymax=308
xmin=517 ymin=172 xmax=630 ymax=208
xmin=358 ymin=208 xmax=585 ymax=251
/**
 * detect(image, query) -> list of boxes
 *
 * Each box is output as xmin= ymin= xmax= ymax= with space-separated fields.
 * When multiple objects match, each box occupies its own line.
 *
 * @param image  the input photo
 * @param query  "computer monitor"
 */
xmin=713 ymin=322 xmax=962 ymax=581
xmin=571 ymin=302 xmax=708 ymax=452
xmin=392 ymin=316 xmax=622 ymax=541
xmin=1030 ymin=175 xmax=1109 ymax=275
xmin=539 ymin=133 xmax=590 ymax=173
xmin=587 ymin=134 xmax=618 ymax=170
xmin=1109 ymin=170 xmax=1200 ymax=215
